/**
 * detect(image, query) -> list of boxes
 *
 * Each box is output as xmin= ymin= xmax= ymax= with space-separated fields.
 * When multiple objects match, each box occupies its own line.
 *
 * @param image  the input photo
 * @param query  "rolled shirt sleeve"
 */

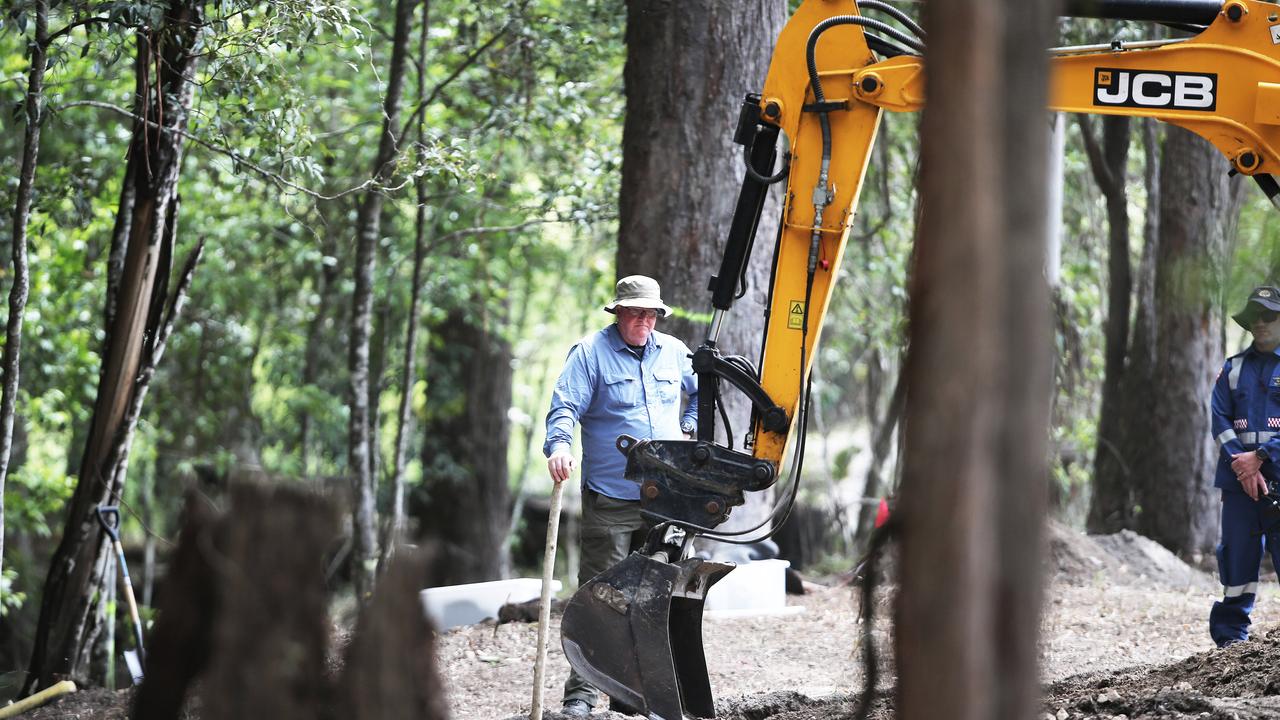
xmin=544 ymin=343 xmax=596 ymax=458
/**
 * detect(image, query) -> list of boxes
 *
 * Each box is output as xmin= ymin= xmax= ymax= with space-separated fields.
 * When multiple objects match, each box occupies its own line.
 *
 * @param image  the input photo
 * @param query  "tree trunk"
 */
xmin=418 ymin=311 xmax=512 ymax=584
xmin=1130 ymin=127 xmax=1244 ymax=556
xmin=1084 ymin=114 xmax=1136 ymax=533
xmin=347 ymin=0 xmax=416 ymax=598
xmin=0 ymin=0 xmax=48 ymax=579
xmin=616 ymin=0 xmax=786 ymax=545
xmin=897 ymin=1 xmax=1052 ymax=719
xmin=23 ymin=1 xmax=204 ymax=693
xmin=384 ymin=0 xmax=433 ymax=565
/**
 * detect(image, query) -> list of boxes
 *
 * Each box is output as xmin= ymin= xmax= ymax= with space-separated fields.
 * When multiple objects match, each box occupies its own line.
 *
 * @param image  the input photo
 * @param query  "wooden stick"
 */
xmin=530 ymin=481 xmax=566 ymax=720
xmin=0 ymin=680 xmax=76 ymax=719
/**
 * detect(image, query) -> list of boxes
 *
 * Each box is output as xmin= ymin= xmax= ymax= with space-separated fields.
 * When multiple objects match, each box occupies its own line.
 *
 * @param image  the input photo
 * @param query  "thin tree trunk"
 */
xmin=24 ymin=2 xmax=204 ymax=691
xmin=1083 ymin=114 xmax=1136 ymax=533
xmin=855 ymin=369 xmax=904 ymax=544
xmin=348 ymin=0 xmax=415 ymax=598
xmin=384 ymin=0 xmax=432 ymax=565
xmin=992 ymin=3 xmax=1054 ymax=716
xmin=367 ymin=301 xmax=389 ymax=493
xmin=0 ymin=0 xmax=48 ymax=581
xmin=897 ymin=1 xmax=1052 ymax=719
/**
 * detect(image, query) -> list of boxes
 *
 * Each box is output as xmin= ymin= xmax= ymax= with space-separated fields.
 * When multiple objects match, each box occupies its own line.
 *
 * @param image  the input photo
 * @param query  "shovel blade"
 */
xmin=561 ymin=553 xmax=734 ymax=720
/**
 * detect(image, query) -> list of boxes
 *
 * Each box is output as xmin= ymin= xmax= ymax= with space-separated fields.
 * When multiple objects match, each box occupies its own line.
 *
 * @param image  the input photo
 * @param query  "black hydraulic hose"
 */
xmin=735 ymin=233 xmax=753 ymax=300
xmin=714 ymin=382 xmax=734 ymax=451
xmin=856 ymin=0 xmax=926 ymax=40
xmin=653 ymin=365 xmax=812 ymax=543
xmin=865 ymin=32 xmax=915 ymax=59
xmin=743 ymin=131 xmax=791 ymax=185
xmin=680 ymin=375 xmax=812 ymax=544
xmin=807 ymin=15 xmax=924 ymax=90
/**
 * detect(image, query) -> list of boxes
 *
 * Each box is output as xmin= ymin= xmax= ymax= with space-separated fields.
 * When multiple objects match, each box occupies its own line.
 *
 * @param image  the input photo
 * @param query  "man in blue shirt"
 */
xmin=1210 ymin=285 xmax=1280 ymax=647
xmin=544 ymin=275 xmax=697 ymax=716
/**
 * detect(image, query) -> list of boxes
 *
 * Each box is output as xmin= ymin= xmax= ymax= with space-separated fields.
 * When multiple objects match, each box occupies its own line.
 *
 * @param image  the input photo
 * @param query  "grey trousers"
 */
xmin=562 ymin=489 xmax=655 ymax=707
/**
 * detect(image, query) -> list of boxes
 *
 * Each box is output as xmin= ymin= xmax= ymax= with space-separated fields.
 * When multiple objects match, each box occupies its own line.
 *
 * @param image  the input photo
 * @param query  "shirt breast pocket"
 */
xmin=654 ymin=370 xmax=681 ymax=405
xmin=1268 ymin=384 xmax=1280 ymax=416
xmin=603 ymin=373 xmax=638 ymax=409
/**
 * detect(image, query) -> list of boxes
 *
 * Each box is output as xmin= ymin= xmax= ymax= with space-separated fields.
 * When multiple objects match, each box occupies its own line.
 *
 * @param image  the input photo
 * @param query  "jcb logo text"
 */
xmin=1093 ymin=69 xmax=1217 ymax=111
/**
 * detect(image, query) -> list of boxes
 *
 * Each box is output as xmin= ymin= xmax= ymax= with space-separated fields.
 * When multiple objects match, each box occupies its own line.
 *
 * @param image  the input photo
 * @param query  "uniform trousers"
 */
xmin=1211 ymin=490 xmax=1280 ymax=646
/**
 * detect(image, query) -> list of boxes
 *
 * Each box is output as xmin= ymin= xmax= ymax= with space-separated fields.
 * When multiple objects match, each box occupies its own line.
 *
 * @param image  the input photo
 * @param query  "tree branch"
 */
xmin=399 ymin=24 xmax=512 ymax=140
xmin=51 ymin=100 xmax=412 ymax=201
xmin=1075 ymin=113 xmax=1116 ymax=196
xmin=43 ymin=16 xmax=119 ymax=47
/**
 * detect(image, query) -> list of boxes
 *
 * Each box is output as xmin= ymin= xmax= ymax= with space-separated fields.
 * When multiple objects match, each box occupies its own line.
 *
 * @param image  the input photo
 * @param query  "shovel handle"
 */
xmin=95 ymin=506 xmax=121 ymax=544
xmin=530 ymin=481 xmax=566 ymax=720
xmin=95 ymin=505 xmax=146 ymax=671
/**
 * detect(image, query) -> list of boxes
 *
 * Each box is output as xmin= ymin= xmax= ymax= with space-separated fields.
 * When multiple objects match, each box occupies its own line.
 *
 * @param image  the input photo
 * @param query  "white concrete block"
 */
xmin=704 ymin=558 xmax=790 ymax=612
xmin=420 ymin=577 xmax=561 ymax=630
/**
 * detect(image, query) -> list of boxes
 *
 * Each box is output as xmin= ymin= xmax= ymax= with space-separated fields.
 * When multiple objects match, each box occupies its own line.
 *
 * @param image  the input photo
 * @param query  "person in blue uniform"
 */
xmin=543 ymin=275 xmax=698 ymax=716
xmin=1210 ymin=285 xmax=1280 ymax=647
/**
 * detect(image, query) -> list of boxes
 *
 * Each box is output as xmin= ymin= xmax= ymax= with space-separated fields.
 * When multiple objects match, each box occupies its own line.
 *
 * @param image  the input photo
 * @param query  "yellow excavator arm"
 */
xmin=755 ymin=0 xmax=1280 ymax=473
xmin=563 ymin=3 xmax=1280 ymax=718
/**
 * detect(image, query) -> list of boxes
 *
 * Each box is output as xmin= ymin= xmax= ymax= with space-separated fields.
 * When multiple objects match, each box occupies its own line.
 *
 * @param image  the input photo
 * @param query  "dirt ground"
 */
xmin=19 ymin=522 xmax=1280 ymax=720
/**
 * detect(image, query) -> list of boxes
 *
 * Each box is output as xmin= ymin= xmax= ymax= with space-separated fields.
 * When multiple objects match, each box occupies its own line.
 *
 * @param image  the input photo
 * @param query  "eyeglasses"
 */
xmin=1257 ymin=310 xmax=1280 ymax=324
xmin=618 ymin=307 xmax=659 ymax=320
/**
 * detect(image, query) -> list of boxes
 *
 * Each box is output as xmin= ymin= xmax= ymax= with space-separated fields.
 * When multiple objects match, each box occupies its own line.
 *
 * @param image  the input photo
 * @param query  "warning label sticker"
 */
xmin=787 ymin=300 xmax=804 ymax=330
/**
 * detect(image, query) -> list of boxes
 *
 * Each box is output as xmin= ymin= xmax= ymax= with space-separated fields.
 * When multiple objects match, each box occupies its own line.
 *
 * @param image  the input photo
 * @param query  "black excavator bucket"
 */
xmin=561 ymin=552 xmax=734 ymax=720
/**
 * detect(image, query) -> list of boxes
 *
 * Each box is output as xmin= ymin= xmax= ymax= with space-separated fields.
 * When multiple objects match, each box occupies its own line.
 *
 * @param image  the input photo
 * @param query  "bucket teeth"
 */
xmin=561 ymin=553 xmax=735 ymax=720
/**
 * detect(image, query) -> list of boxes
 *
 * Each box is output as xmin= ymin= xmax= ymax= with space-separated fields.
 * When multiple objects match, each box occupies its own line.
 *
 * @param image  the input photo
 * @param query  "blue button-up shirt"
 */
xmin=543 ymin=324 xmax=698 ymax=500
xmin=1211 ymin=344 xmax=1280 ymax=491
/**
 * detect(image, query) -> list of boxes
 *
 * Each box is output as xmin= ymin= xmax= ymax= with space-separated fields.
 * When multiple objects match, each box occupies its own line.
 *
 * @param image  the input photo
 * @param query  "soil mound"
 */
xmin=1047 ymin=521 xmax=1214 ymax=592
xmin=1044 ymin=629 xmax=1280 ymax=719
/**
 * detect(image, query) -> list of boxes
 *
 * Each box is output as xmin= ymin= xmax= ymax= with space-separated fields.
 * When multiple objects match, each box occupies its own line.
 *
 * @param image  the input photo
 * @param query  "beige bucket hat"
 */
xmin=604 ymin=275 xmax=672 ymax=318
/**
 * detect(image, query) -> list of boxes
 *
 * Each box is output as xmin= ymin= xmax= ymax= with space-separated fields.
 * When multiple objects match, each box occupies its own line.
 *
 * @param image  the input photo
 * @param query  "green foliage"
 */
xmin=0 ymin=0 xmax=628 ymax=633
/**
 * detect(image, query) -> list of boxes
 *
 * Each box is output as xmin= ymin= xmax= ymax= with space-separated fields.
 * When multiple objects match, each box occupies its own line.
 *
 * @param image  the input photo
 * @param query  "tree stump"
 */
xmin=334 ymin=549 xmax=448 ymax=720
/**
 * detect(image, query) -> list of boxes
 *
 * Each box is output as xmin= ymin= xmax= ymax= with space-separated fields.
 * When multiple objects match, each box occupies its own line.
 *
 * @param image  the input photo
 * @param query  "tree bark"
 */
xmin=23 ymin=1 xmax=203 ymax=692
xmin=384 ymin=0 xmax=433 ymax=566
xmin=616 ymin=0 xmax=786 ymax=545
xmin=1083 ymin=114 xmax=1137 ymax=533
xmin=419 ymin=310 xmax=512 ymax=584
xmin=347 ymin=0 xmax=416 ymax=598
xmin=897 ymin=2 xmax=1052 ymax=719
xmin=27 ymin=4 xmax=199 ymax=692
xmin=334 ymin=550 xmax=449 ymax=720
xmin=0 ymin=0 xmax=48 ymax=580
xmin=1130 ymin=127 xmax=1243 ymax=556
xmin=134 ymin=485 xmax=339 ymax=720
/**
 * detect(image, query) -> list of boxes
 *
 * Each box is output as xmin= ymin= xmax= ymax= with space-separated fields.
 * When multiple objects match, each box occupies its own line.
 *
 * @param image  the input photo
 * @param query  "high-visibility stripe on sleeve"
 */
xmin=1224 ymin=582 xmax=1259 ymax=598
xmin=1229 ymin=359 xmax=1243 ymax=390
xmin=1219 ymin=429 xmax=1240 ymax=447
xmin=1237 ymin=431 xmax=1276 ymax=446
